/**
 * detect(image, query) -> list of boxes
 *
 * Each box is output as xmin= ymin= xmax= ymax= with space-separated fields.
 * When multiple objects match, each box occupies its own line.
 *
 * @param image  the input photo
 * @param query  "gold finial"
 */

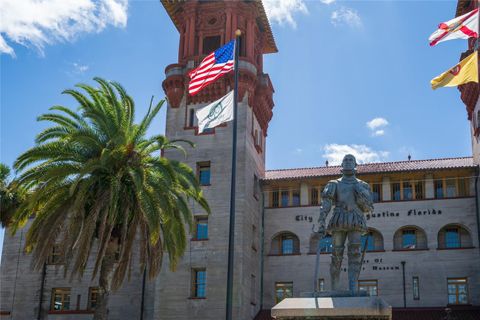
xmin=235 ymin=29 xmax=242 ymax=36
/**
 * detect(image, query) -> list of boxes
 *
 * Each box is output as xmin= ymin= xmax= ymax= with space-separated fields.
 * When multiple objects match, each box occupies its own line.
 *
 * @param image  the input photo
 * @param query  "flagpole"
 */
xmin=226 ymin=29 xmax=241 ymax=320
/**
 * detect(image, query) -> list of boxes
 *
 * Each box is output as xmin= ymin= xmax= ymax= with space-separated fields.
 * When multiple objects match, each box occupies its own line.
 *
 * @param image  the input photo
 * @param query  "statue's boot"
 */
xmin=347 ymin=242 xmax=362 ymax=294
xmin=330 ymin=246 xmax=344 ymax=291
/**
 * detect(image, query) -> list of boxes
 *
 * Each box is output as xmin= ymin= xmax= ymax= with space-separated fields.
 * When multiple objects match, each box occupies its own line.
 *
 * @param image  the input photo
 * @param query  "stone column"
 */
xmin=382 ymin=177 xmax=391 ymax=201
xmin=300 ymin=183 xmax=309 ymax=206
xmin=425 ymin=174 xmax=434 ymax=199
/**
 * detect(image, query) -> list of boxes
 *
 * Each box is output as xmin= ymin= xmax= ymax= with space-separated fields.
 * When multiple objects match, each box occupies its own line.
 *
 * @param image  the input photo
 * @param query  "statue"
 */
xmin=316 ymin=154 xmax=374 ymax=294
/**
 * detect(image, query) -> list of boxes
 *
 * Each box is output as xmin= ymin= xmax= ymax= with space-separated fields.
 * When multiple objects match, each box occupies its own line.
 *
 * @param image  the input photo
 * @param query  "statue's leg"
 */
xmin=330 ymin=231 xmax=346 ymax=291
xmin=347 ymin=231 xmax=362 ymax=294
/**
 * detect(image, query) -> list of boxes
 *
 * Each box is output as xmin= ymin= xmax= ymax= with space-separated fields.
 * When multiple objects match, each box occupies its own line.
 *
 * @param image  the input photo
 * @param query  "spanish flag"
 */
xmin=431 ymin=51 xmax=478 ymax=90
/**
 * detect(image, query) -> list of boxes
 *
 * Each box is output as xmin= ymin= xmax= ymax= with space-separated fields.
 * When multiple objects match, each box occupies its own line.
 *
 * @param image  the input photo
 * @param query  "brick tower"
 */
xmin=155 ymin=1 xmax=277 ymax=319
xmin=456 ymin=0 xmax=480 ymax=164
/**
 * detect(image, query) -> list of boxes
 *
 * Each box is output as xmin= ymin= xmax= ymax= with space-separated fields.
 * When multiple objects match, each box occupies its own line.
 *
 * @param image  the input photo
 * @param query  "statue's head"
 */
xmin=341 ymin=154 xmax=357 ymax=174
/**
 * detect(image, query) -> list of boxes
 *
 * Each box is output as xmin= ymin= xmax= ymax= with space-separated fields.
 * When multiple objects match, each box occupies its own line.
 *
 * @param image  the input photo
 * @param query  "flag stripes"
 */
xmin=188 ymin=40 xmax=235 ymax=96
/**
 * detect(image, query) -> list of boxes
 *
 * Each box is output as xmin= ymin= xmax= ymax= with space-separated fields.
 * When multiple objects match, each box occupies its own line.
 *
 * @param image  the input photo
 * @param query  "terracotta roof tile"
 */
xmin=264 ymin=157 xmax=475 ymax=181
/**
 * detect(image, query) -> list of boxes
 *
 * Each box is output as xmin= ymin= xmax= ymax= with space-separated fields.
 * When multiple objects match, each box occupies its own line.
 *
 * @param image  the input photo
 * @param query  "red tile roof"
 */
xmin=264 ymin=157 xmax=475 ymax=181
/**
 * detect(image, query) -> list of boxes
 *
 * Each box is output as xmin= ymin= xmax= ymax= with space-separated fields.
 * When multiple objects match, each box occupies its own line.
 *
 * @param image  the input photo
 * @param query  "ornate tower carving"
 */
xmin=162 ymin=0 xmax=277 ymax=134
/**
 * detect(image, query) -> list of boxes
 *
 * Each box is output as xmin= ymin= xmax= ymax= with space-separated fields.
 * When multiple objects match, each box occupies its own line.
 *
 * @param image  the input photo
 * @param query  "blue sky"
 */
xmin=0 ymin=0 xmax=475 ymax=252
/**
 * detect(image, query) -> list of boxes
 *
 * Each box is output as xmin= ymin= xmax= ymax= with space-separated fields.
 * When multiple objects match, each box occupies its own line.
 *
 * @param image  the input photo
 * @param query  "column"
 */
xmin=382 ymin=177 xmax=391 ymax=201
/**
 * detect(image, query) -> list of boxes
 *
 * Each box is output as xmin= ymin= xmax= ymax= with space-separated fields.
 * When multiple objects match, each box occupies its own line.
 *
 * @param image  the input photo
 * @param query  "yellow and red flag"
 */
xmin=431 ymin=51 xmax=478 ymax=90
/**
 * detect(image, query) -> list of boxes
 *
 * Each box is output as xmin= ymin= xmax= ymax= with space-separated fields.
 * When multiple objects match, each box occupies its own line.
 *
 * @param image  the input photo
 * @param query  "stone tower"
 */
xmin=155 ymin=1 xmax=277 ymax=319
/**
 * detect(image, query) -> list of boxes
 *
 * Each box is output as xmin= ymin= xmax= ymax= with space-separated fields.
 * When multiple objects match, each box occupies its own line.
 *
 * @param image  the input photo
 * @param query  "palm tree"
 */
xmin=10 ymin=78 xmax=209 ymax=320
xmin=0 ymin=163 xmax=24 ymax=227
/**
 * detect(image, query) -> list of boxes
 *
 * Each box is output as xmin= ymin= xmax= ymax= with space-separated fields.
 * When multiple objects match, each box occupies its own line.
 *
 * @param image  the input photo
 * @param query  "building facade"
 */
xmin=1 ymin=1 xmax=480 ymax=319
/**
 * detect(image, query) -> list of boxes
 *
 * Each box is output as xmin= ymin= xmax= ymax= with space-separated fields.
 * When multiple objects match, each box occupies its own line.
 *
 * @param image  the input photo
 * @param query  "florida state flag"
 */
xmin=429 ymin=9 xmax=479 ymax=46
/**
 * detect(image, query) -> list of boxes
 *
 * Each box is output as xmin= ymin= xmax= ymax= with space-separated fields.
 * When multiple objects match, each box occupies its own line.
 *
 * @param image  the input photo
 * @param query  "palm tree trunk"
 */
xmin=93 ymin=244 xmax=116 ymax=320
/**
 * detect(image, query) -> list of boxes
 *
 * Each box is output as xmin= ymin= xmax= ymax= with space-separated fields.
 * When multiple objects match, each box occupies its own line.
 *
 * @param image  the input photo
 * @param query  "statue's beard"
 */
xmin=341 ymin=168 xmax=356 ymax=176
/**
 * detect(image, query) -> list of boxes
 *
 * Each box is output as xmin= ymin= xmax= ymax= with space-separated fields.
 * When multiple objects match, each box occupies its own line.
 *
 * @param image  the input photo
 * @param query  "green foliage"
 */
xmin=0 ymin=163 xmax=24 ymax=228
xmin=11 ymin=77 xmax=210 ymax=290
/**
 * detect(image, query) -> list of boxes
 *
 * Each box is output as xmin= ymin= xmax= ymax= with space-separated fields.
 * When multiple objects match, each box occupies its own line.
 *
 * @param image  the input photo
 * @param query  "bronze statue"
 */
xmin=317 ymin=154 xmax=374 ymax=294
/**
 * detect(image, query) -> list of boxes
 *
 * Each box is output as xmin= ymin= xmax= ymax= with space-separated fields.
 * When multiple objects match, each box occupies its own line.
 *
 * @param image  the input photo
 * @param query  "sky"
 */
xmin=0 ymin=0 xmax=475 ymax=253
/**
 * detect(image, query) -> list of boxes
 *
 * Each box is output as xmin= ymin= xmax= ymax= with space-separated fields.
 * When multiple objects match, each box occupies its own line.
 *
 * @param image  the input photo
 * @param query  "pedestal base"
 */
xmin=271 ymin=296 xmax=392 ymax=320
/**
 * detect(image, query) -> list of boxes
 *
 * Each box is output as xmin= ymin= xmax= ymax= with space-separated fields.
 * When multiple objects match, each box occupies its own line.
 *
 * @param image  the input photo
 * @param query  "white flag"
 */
xmin=196 ymin=90 xmax=234 ymax=133
xmin=429 ymin=9 xmax=479 ymax=46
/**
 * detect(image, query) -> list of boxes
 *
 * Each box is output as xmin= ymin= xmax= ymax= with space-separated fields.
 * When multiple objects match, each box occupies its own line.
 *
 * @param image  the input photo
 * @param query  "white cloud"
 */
xmin=263 ymin=0 xmax=308 ymax=28
xmin=331 ymin=7 xmax=362 ymax=28
xmin=320 ymin=0 xmax=336 ymax=4
xmin=366 ymin=117 xmax=389 ymax=130
xmin=366 ymin=117 xmax=389 ymax=136
xmin=73 ymin=62 xmax=89 ymax=74
xmin=0 ymin=0 xmax=128 ymax=56
xmin=323 ymin=144 xmax=389 ymax=165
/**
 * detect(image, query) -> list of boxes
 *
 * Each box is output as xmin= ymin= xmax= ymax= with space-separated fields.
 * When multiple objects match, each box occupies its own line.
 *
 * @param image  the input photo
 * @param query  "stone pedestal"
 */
xmin=271 ymin=297 xmax=392 ymax=320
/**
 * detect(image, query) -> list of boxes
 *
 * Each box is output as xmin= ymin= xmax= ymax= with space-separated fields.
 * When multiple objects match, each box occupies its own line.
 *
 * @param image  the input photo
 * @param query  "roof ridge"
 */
xmin=265 ymin=156 xmax=473 ymax=173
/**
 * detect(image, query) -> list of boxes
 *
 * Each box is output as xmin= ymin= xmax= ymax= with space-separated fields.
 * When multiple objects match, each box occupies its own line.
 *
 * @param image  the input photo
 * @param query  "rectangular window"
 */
xmin=253 ymin=174 xmax=259 ymax=199
xmin=446 ymin=179 xmax=456 ymax=197
xmin=272 ymin=191 xmax=279 ymax=207
xmin=275 ymin=282 xmax=293 ymax=303
xmin=361 ymin=233 xmax=375 ymax=251
xmin=310 ymin=188 xmax=319 ymax=205
xmin=192 ymin=269 xmax=206 ymax=298
xmin=281 ymin=235 xmax=294 ymax=255
xmin=202 ymin=35 xmax=220 ymax=55
xmin=292 ymin=190 xmax=300 ymax=206
xmin=457 ymin=177 xmax=469 ymax=197
xmin=402 ymin=229 xmax=416 ymax=249
xmin=197 ymin=162 xmax=211 ymax=186
xmin=88 ymin=287 xmax=99 ymax=310
xmin=51 ymin=288 xmax=71 ymax=311
xmin=391 ymin=183 xmax=401 ymax=201
xmin=413 ymin=277 xmax=420 ymax=300
xmin=318 ymin=278 xmax=325 ymax=292
xmin=434 ymin=180 xmax=444 ymax=199
xmin=194 ymin=217 xmax=208 ymax=240
xmin=403 ymin=181 xmax=413 ymax=200
xmin=238 ymin=35 xmax=246 ymax=57
xmin=415 ymin=181 xmax=424 ymax=200
xmin=372 ymin=184 xmax=382 ymax=202
xmin=281 ymin=191 xmax=289 ymax=207
xmin=188 ymin=108 xmax=195 ymax=127
xmin=358 ymin=280 xmax=378 ymax=296
xmin=445 ymin=228 xmax=460 ymax=248
xmin=447 ymin=278 xmax=468 ymax=304
xmin=251 ymin=275 xmax=256 ymax=305
xmin=48 ymin=244 xmax=63 ymax=265
xmin=251 ymin=225 xmax=257 ymax=251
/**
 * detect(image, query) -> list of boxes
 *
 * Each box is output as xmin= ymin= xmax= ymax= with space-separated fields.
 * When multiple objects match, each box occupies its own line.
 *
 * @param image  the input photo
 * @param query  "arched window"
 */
xmin=438 ymin=224 xmax=473 ymax=249
xmin=361 ymin=228 xmax=384 ymax=251
xmin=393 ymin=226 xmax=428 ymax=250
xmin=309 ymin=234 xmax=332 ymax=253
xmin=271 ymin=232 xmax=300 ymax=255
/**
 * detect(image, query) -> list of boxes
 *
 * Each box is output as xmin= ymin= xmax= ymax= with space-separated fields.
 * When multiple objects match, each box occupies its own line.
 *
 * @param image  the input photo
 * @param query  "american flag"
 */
xmin=188 ymin=40 xmax=235 ymax=96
